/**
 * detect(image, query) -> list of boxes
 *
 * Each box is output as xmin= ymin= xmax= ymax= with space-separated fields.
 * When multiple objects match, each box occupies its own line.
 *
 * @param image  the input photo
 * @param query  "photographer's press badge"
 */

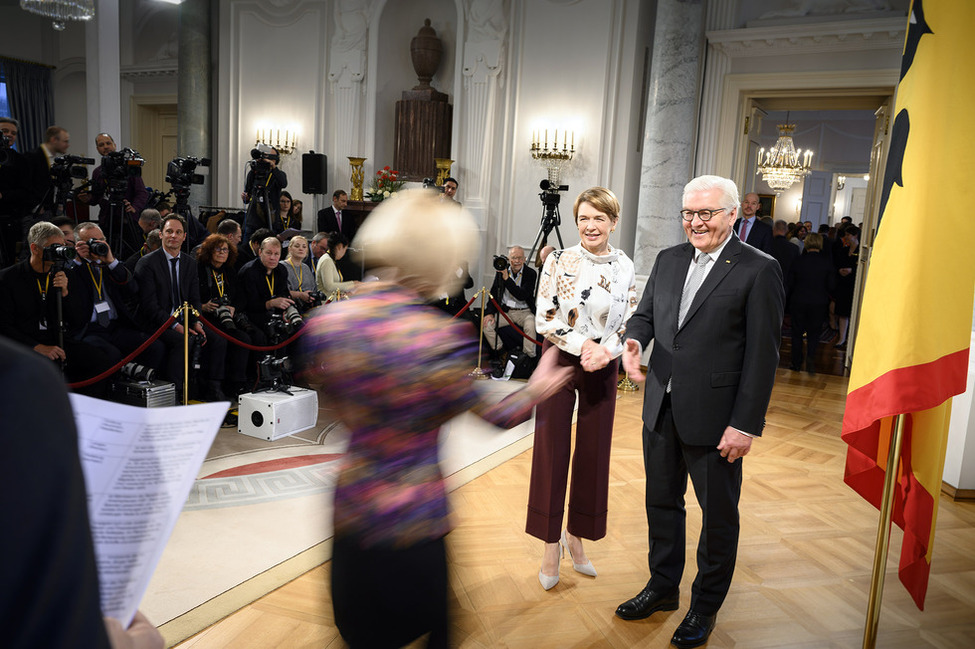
xmin=95 ymin=300 xmax=111 ymax=328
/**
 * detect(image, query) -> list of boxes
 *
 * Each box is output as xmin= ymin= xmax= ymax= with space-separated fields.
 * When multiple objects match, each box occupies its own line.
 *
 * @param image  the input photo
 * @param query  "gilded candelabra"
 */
xmin=348 ymin=157 xmax=366 ymax=201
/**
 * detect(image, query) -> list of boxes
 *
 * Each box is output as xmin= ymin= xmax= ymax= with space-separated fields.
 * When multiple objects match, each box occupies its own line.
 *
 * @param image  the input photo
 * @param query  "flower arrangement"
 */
xmin=367 ymin=166 xmax=405 ymax=201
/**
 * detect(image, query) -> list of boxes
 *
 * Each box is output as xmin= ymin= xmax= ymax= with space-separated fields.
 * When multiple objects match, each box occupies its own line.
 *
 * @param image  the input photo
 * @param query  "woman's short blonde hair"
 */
xmin=573 ymin=186 xmax=620 ymax=223
xmin=287 ymin=235 xmax=308 ymax=257
xmin=354 ymin=189 xmax=479 ymax=299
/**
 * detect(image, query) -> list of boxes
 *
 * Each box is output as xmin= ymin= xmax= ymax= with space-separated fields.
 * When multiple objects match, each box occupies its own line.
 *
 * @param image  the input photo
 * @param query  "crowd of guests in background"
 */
xmin=739 ymin=194 xmax=862 ymax=375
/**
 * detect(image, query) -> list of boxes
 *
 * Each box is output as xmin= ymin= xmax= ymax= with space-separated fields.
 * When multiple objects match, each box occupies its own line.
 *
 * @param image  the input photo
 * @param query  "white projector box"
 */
xmin=238 ymin=387 xmax=319 ymax=441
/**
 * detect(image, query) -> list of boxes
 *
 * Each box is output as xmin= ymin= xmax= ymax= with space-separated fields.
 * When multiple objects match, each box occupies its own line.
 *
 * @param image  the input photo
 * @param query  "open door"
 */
xmin=844 ymin=96 xmax=894 ymax=370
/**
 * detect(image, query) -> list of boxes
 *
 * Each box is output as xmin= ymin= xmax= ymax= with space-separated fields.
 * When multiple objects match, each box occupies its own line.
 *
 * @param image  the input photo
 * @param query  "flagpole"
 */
xmin=862 ymin=413 xmax=907 ymax=649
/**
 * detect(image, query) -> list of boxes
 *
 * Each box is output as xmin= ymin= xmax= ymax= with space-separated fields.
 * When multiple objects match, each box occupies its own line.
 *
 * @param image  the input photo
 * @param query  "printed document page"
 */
xmin=70 ymin=394 xmax=229 ymax=626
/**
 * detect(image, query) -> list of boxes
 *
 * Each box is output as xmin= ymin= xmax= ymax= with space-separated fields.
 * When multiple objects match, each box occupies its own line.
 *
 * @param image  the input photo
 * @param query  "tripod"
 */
xmin=528 ymin=191 xmax=565 ymax=265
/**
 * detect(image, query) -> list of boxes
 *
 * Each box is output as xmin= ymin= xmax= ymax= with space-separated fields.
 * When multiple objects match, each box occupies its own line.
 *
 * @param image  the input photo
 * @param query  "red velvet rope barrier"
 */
xmin=450 ymin=293 xmax=479 ymax=318
xmin=67 ymin=315 xmax=177 ymax=389
xmin=198 ymin=315 xmax=308 ymax=351
xmin=487 ymin=295 xmax=540 ymax=345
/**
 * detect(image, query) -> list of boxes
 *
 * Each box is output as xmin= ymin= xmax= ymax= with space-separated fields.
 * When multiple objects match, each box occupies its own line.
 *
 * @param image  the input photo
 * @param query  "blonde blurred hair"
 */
xmin=354 ymin=189 xmax=479 ymax=299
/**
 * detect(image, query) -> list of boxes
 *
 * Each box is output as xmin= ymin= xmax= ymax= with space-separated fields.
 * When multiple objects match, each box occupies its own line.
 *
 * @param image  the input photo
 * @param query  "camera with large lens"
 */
xmin=280 ymin=305 xmax=304 ymax=334
xmin=212 ymin=295 xmax=237 ymax=330
xmin=43 ymin=244 xmax=76 ymax=262
xmin=86 ymin=238 xmax=110 ymax=257
xmin=101 ymin=147 xmax=145 ymax=182
xmin=120 ymin=361 xmax=155 ymax=383
xmin=166 ymin=155 xmax=210 ymax=188
xmin=493 ymin=255 xmax=509 ymax=272
xmin=249 ymin=145 xmax=280 ymax=164
xmin=0 ymin=132 xmax=13 ymax=165
xmin=187 ymin=334 xmax=204 ymax=372
xmin=50 ymin=154 xmax=94 ymax=186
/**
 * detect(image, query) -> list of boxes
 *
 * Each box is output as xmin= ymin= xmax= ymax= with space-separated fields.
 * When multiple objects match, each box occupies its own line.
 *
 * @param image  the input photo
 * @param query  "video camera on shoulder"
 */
xmin=250 ymin=144 xmax=280 ymax=164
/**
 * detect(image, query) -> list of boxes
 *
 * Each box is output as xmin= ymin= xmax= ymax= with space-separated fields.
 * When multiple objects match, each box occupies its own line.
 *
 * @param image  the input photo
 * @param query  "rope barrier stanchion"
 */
xmin=66 ymin=315 xmax=177 ymax=389
xmin=468 ymin=287 xmax=491 ymax=380
xmin=451 ymin=293 xmax=479 ymax=319
xmin=487 ymin=295 xmax=541 ymax=349
xmin=198 ymin=315 xmax=308 ymax=352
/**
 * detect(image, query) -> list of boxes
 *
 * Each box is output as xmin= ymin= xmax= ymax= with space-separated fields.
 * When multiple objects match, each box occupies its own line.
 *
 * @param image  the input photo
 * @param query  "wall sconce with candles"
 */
xmin=255 ymin=128 xmax=298 ymax=156
xmin=530 ymin=128 xmax=575 ymax=187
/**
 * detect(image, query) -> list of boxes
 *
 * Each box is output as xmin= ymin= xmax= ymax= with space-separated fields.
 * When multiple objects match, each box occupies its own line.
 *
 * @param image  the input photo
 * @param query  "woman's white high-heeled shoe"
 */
xmin=538 ymin=542 xmax=562 ymax=590
xmin=560 ymin=530 xmax=597 ymax=577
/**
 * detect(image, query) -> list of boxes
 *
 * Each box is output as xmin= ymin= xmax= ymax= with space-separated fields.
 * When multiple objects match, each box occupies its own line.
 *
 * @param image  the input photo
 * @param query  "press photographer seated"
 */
xmin=71 ymin=222 xmax=165 ymax=377
xmin=483 ymin=245 xmax=539 ymax=359
xmin=240 ymin=236 xmax=303 ymax=340
xmin=197 ymin=233 xmax=258 ymax=397
xmin=0 ymin=221 xmax=113 ymax=394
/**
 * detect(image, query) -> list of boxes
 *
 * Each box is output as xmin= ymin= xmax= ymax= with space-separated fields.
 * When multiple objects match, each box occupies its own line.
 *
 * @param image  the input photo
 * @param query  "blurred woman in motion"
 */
xmin=302 ymin=190 xmax=572 ymax=649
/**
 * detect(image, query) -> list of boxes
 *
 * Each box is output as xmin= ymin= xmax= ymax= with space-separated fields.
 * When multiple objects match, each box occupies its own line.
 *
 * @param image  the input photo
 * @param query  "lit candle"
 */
xmin=545 ymin=129 xmax=548 ymax=149
xmin=255 ymin=128 xmax=259 ymax=143
xmin=571 ymin=130 xmax=574 ymax=149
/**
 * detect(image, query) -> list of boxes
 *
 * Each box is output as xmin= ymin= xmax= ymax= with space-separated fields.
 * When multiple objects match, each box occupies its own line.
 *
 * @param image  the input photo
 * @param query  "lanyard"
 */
xmin=211 ymin=269 xmax=225 ymax=298
xmin=86 ymin=262 xmax=103 ymax=301
xmin=36 ymin=274 xmax=51 ymax=301
xmin=287 ymin=258 xmax=303 ymax=286
xmin=265 ymin=272 xmax=274 ymax=297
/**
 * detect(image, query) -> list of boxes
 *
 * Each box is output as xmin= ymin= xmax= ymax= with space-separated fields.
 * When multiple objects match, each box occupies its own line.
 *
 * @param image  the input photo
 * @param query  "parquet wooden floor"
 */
xmin=173 ymin=369 xmax=975 ymax=648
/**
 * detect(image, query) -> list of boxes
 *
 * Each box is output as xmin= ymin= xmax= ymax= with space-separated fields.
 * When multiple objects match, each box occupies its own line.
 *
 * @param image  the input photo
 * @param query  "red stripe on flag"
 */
xmin=843 ymin=349 xmax=968 ymax=433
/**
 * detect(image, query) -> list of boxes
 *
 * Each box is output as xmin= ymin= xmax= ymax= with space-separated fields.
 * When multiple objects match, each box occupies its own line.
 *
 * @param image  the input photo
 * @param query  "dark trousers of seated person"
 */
xmin=55 ymin=338 xmax=116 ymax=398
xmin=790 ymin=302 xmax=828 ymax=370
xmin=209 ymin=323 xmax=255 ymax=389
xmin=331 ymin=535 xmax=448 ymax=649
xmin=158 ymin=327 xmax=227 ymax=387
xmin=79 ymin=321 xmax=166 ymax=376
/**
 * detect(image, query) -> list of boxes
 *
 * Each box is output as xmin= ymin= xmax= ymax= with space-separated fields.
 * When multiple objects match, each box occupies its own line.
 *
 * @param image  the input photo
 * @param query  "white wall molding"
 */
xmin=707 ymin=17 xmax=905 ymax=58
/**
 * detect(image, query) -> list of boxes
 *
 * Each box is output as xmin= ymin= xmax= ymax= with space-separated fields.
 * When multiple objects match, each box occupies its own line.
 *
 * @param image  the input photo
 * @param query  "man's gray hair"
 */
xmin=74 ymin=221 xmax=100 ymax=239
xmin=28 ymin=221 xmax=62 ymax=247
xmin=146 ymin=229 xmax=162 ymax=248
xmin=140 ymin=209 xmax=162 ymax=228
xmin=683 ymin=175 xmax=740 ymax=211
xmin=312 ymin=232 xmax=329 ymax=244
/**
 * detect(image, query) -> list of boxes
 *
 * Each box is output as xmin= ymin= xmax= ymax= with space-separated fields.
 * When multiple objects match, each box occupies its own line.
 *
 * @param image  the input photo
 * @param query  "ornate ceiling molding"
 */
xmin=120 ymin=62 xmax=178 ymax=80
xmin=708 ymin=17 xmax=905 ymax=57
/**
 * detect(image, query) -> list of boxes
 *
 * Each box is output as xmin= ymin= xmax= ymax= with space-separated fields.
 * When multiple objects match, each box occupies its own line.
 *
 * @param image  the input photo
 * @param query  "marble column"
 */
xmin=178 ymin=0 xmax=212 ymax=206
xmin=85 ymin=0 xmax=121 ymax=148
xmin=633 ymin=0 xmax=706 ymax=275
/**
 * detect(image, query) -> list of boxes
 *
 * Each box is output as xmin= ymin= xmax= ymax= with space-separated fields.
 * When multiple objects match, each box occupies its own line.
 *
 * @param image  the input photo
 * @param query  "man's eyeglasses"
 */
xmin=679 ymin=208 xmax=725 ymax=222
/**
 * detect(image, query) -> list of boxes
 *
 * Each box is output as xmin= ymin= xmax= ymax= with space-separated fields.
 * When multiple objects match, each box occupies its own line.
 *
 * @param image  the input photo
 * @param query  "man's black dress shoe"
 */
xmin=614 ymin=585 xmax=679 ymax=620
xmin=671 ymin=610 xmax=716 ymax=648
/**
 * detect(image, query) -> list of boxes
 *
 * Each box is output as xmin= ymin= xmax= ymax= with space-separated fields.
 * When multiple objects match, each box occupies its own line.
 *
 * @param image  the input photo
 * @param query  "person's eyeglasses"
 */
xmin=215 ymin=247 xmax=229 ymax=253
xmin=680 ymin=208 xmax=725 ymax=222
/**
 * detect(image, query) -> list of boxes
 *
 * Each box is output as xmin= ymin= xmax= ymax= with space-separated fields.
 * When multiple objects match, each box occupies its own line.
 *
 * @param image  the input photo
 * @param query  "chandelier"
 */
xmin=756 ymin=122 xmax=813 ymax=192
xmin=20 ymin=0 xmax=95 ymax=30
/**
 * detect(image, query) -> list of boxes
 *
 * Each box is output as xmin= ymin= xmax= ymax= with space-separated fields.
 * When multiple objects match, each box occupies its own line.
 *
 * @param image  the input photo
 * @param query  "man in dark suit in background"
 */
xmin=769 ymin=219 xmax=799 ymax=284
xmin=615 ymin=175 xmax=784 ymax=648
xmin=134 ymin=214 xmax=227 ymax=399
xmin=317 ymin=189 xmax=356 ymax=240
xmin=733 ymin=192 xmax=773 ymax=254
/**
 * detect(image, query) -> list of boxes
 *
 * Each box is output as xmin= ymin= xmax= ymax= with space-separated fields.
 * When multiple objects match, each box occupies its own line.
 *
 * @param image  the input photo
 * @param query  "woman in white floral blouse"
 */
xmin=528 ymin=186 xmax=637 ymax=590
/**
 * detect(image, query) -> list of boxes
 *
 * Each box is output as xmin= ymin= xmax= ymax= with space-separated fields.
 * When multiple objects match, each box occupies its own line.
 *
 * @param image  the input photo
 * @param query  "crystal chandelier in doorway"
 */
xmin=756 ymin=120 xmax=813 ymax=192
xmin=20 ymin=1 xmax=94 ymax=31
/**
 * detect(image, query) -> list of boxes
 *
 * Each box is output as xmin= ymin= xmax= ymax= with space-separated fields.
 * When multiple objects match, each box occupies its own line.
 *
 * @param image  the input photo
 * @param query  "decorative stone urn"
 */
xmin=410 ymin=19 xmax=442 ymax=90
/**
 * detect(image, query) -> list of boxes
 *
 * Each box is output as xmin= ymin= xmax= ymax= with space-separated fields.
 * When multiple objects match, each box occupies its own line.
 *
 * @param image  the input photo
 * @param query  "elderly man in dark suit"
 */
xmin=733 ymin=192 xmax=773 ymax=254
xmin=616 ymin=175 xmax=784 ymax=648
xmin=134 ymin=214 xmax=227 ymax=400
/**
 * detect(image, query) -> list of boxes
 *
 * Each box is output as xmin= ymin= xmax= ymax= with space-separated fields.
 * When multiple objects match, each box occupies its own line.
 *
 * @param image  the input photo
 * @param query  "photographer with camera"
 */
xmin=71 ymin=222 xmax=165 ymax=378
xmin=240 ymin=236 xmax=303 ymax=340
xmin=0 ymin=221 xmax=112 ymax=394
xmin=0 ymin=117 xmax=31 ymax=268
xmin=241 ymin=146 xmax=288 ymax=241
xmin=134 ymin=214 xmax=229 ymax=400
xmin=483 ymin=245 xmax=539 ymax=361
xmin=197 ymin=234 xmax=257 ymax=398
xmin=87 ymin=133 xmax=150 ymax=256
xmin=23 ymin=126 xmax=71 ymax=219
